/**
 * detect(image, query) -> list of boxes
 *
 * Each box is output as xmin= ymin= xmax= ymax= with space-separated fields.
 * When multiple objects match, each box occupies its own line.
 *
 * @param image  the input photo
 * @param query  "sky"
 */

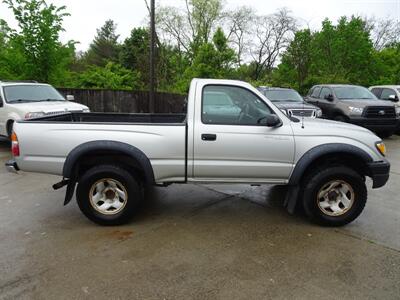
xmin=1 ymin=0 xmax=399 ymax=51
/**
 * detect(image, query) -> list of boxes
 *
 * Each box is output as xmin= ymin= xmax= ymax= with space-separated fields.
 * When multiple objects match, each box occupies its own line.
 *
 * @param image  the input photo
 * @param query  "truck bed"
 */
xmin=26 ymin=112 xmax=187 ymax=124
xmin=14 ymin=112 xmax=187 ymax=182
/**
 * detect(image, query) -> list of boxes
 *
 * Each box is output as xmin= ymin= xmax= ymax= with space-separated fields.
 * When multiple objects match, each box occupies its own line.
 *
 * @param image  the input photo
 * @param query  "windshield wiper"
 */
xmin=9 ymin=99 xmax=39 ymax=103
xmin=39 ymin=99 xmax=65 ymax=102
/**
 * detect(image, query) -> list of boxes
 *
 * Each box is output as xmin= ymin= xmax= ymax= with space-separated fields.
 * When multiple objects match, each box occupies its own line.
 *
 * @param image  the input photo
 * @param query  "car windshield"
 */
xmin=333 ymin=86 xmax=377 ymax=100
xmin=263 ymin=90 xmax=303 ymax=102
xmin=4 ymin=85 xmax=65 ymax=103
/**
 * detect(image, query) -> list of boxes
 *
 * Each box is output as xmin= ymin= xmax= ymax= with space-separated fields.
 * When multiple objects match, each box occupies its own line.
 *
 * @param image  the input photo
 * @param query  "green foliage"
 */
xmin=85 ymin=20 xmax=120 ymax=66
xmin=0 ymin=0 xmax=75 ymax=83
xmin=176 ymin=28 xmax=236 ymax=92
xmin=72 ymin=62 xmax=142 ymax=90
xmin=274 ymin=16 xmax=386 ymax=94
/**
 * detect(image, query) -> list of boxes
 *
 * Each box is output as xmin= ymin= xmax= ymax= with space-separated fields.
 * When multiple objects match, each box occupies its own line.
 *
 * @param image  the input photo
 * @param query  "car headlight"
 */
xmin=376 ymin=141 xmax=386 ymax=156
xmin=83 ymin=108 xmax=90 ymax=113
xmin=348 ymin=106 xmax=363 ymax=116
xmin=25 ymin=112 xmax=45 ymax=119
xmin=316 ymin=109 xmax=323 ymax=117
xmin=280 ymin=109 xmax=287 ymax=115
xmin=395 ymin=106 xmax=400 ymax=117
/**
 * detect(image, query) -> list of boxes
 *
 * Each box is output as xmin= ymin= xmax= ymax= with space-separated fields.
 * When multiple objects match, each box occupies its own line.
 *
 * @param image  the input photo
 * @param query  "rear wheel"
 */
xmin=76 ymin=165 xmax=142 ymax=225
xmin=302 ymin=166 xmax=367 ymax=226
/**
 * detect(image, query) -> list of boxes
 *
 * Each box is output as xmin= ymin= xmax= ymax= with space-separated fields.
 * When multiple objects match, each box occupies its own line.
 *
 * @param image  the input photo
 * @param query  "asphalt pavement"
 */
xmin=0 ymin=136 xmax=399 ymax=299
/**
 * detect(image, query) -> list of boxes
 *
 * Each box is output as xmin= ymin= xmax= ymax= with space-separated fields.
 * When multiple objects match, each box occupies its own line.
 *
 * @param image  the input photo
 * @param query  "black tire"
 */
xmin=76 ymin=165 xmax=143 ymax=226
xmin=333 ymin=115 xmax=348 ymax=123
xmin=302 ymin=166 xmax=367 ymax=226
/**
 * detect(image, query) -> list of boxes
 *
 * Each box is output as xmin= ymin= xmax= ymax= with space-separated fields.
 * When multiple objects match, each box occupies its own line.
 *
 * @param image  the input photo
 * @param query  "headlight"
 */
xmin=376 ymin=142 xmax=386 ymax=156
xmin=395 ymin=106 xmax=400 ymax=117
xmin=25 ymin=112 xmax=45 ymax=119
xmin=280 ymin=109 xmax=287 ymax=115
xmin=83 ymin=108 xmax=90 ymax=113
xmin=316 ymin=109 xmax=323 ymax=117
xmin=348 ymin=106 xmax=363 ymax=116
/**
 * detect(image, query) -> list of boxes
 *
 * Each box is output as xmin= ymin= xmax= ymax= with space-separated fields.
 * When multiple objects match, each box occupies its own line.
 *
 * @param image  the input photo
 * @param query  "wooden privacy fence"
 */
xmin=57 ymin=88 xmax=187 ymax=113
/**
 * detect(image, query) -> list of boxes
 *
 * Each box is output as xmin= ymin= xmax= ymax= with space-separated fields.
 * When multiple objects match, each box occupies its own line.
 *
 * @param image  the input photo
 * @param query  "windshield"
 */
xmin=263 ymin=90 xmax=303 ymax=102
xmin=4 ymin=85 xmax=65 ymax=103
xmin=333 ymin=86 xmax=377 ymax=100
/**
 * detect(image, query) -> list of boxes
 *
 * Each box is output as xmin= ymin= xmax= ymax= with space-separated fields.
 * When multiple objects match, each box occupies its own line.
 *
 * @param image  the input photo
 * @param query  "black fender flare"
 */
xmin=62 ymin=140 xmax=155 ymax=205
xmin=285 ymin=143 xmax=373 ymax=213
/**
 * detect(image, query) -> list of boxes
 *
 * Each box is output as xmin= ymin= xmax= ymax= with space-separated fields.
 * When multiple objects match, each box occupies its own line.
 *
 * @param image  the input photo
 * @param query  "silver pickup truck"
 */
xmin=6 ymin=79 xmax=390 ymax=226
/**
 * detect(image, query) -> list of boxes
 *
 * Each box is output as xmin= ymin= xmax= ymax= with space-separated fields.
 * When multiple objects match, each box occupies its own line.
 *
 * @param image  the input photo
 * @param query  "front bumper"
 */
xmin=367 ymin=159 xmax=390 ymax=188
xmin=5 ymin=160 xmax=19 ymax=174
xmin=349 ymin=117 xmax=399 ymax=132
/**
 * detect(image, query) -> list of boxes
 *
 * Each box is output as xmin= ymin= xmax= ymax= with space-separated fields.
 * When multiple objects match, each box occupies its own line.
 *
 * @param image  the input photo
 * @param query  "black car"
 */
xmin=258 ymin=87 xmax=322 ymax=118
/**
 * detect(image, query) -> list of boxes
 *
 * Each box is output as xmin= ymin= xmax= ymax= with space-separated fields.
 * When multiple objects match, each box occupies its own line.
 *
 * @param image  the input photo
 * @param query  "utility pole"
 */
xmin=149 ymin=0 xmax=156 ymax=113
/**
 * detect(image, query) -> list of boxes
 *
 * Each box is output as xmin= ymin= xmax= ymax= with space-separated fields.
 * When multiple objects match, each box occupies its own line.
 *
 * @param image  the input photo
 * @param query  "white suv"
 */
xmin=0 ymin=81 xmax=89 ymax=137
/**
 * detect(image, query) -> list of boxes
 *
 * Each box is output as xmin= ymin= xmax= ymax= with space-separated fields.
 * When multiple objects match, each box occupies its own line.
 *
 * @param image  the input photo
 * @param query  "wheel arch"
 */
xmin=63 ymin=140 xmax=155 ymax=185
xmin=285 ymin=143 xmax=373 ymax=214
xmin=289 ymin=143 xmax=373 ymax=185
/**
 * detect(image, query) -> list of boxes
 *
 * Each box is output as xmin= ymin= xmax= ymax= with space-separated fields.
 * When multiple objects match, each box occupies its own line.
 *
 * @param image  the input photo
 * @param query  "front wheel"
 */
xmin=76 ymin=165 xmax=143 ymax=225
xmin=302 ymin=166 xmax=367 ymax=226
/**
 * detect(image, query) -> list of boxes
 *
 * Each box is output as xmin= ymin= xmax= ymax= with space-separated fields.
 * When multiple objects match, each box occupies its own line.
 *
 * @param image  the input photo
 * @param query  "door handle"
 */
xmin=201 ymin=134 xmax=217 ymax=141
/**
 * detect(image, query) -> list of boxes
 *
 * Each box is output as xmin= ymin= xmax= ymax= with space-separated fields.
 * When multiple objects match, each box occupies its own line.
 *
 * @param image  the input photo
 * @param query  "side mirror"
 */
xmin=388 ymin=95 xmax=399 ymax=102
xmin=66 ymin=95 xmax=75 ymax=101
xmin=325 ymin=94 xmax=334 ymax=101
xmin=259 ymin=114 xmax=282 ymax=127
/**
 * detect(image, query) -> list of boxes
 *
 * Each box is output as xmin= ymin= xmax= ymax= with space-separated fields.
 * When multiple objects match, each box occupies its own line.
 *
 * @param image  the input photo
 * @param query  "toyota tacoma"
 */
xmin=6 ymin=79 xmax=390 ymax=226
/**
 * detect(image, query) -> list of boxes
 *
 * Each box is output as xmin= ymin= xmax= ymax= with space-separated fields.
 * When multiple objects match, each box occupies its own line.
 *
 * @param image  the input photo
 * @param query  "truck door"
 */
xmin=192 ymin=83 xmax=295 ymax=183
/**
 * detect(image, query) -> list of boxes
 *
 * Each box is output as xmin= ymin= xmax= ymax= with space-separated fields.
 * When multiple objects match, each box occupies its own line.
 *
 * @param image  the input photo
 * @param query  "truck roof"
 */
xmin=370 ymin=85 xmax=400 ymax=89
xmin=0 ymin=81 xmax=50 ymax=87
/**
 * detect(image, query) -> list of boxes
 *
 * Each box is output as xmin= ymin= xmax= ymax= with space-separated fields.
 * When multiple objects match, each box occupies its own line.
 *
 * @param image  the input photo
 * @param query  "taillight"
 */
xmin=11 ymin=132 xmax=20 ymax=157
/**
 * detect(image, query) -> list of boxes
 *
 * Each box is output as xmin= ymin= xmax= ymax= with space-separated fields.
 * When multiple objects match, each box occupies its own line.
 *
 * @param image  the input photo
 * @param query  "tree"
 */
xmin=225 ymin=6 xmax=255 ymax=66
xmin=274 ymin=29 xmax=313 ymax=92
xmin=0 ymin=0 xmax=75 ymax=83
xmin=74 ymin=62 xmax=142 ymax=90
xmin=365 ymin=17 xmax=400 ymax=50
xmin=250 ymin=8 xmax=297 ymax=80
xmin=178 ymin=27 xmax=235 ymax=91
xmin=274 ymin=16 xmax=378 ymax=92
xmin=85 ymin=20 xmax=120 ymax=66
xmin=156 ymin=0 xmax=223 ymax=58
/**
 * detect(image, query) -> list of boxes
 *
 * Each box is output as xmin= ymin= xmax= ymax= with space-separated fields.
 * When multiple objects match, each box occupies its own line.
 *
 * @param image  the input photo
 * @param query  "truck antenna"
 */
xmin=301 ymin=94 xmax=305 ymax=129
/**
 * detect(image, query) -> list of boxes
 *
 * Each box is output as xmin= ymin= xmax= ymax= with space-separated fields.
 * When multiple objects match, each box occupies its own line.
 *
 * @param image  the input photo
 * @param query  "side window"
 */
xmin=370 ymin=88 xmax=382 ymax=98
xmin=202 ymin=85 xmax=274 ymax=126
xmin=380 ymin=88 xmax=396 ymax=100
xmin=319 ymin=87 xmax=332 ymax=100
xmin=311 ymin=87 xmax=321 ymax=98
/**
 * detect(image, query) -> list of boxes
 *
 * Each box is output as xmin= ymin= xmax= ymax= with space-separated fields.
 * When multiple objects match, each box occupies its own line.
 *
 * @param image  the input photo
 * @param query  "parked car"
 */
xmin=370 ymin=85 xmax=400 ymax=103
xmin=6 ymin=79 xmax=390 ymax=227
xmin=306 ymin=84 xmax=399 ymax=138
xmin=0 ymin=80 xmax=90 ymax=138
xmin=258 ymin=87 xmax=322 ymax=118
xmin=370 ymin=85 xmax=400 ymax=134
